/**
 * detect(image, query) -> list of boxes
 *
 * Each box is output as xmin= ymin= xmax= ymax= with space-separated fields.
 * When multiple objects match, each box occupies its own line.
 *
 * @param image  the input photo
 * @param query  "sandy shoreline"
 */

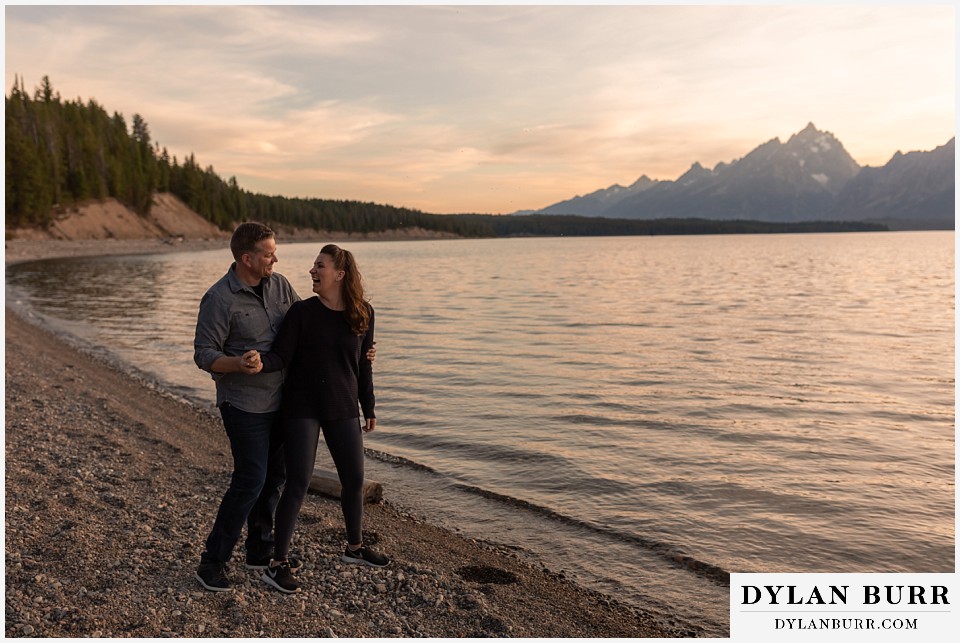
xmin=4 ymin=237 xmax=231 ymax=266
xmin=3 ymin=231 xmax=454 ymax=267
xmin=4 ymin=240 xmax=695 ymax=638
xmin=3 ymin=192 xmax=462 ymax=267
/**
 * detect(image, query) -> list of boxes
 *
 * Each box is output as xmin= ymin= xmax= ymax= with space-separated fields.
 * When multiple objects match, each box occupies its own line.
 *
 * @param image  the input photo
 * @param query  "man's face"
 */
xmin=245 ymin=237 xmax=278 ymax=280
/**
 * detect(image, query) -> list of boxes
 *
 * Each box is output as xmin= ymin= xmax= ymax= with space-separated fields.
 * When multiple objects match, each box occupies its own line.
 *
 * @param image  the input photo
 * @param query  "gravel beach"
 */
xmin=4 ymin=240 xmax=688 ymax=638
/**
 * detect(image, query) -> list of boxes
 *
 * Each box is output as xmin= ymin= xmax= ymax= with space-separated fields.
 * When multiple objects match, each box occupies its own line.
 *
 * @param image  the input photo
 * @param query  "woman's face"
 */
xmin=310 ymin=252 xmax=343 ymax=295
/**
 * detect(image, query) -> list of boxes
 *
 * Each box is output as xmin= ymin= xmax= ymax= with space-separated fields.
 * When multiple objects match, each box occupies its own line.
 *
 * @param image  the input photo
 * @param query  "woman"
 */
xmin=253 ymin=244 xmax=388 ymax=594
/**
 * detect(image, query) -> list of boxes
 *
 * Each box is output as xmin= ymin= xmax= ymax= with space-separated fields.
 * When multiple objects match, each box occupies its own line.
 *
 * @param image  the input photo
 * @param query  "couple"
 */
xmin=193 ymin=222 xmax=387 ymax=595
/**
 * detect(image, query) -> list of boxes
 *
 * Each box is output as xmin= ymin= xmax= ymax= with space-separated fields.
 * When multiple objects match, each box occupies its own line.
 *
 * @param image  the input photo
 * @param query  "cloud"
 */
xmin=5 ymin=4 xmax=954 ymax=214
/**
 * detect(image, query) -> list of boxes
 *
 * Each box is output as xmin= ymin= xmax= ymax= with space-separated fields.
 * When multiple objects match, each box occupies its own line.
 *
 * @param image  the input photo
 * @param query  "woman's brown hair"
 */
xmin=321 ymin=244 xmax=371 ymax=335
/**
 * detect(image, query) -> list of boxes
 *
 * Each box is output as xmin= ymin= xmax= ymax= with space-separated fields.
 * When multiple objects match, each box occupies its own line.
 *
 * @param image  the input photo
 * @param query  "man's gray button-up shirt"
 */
xmin=193 ymin=263 xmax=300 ymax=413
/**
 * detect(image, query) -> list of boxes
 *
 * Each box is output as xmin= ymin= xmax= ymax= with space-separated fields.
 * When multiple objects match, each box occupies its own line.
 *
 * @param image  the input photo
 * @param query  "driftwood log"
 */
xmin=309 ymin=467 xmax=383 ymax=504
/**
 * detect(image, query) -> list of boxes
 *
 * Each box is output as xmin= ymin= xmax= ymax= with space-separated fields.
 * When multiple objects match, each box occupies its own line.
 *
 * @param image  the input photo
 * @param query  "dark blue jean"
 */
xmin=200 ymin=402 xmax=285 ymax=564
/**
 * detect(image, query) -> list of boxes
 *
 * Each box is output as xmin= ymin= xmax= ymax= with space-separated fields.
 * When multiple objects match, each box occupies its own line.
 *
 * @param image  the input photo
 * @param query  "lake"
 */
xmin=6 ymin=231 xmax=955 ymax=637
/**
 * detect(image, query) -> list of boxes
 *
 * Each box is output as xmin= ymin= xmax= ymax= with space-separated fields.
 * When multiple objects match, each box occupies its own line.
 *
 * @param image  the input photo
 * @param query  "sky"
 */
xmin=4 ymin=2 xmax=956 ymax=215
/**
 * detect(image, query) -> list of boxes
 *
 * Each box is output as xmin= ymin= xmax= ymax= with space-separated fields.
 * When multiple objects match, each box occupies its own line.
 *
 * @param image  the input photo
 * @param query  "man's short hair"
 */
xmin=230 ymin=222 xmax=275 ymax=261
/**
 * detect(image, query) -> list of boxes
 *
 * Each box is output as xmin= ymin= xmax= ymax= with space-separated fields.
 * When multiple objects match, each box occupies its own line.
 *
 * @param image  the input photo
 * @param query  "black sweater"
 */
xmin=261 ymin=297 xmax=375 ymax=422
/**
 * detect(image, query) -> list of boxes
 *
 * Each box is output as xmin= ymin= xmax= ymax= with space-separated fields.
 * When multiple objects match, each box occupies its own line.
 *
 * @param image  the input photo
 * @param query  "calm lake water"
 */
xmin=6 ymin=232 xmax=955 ymax=636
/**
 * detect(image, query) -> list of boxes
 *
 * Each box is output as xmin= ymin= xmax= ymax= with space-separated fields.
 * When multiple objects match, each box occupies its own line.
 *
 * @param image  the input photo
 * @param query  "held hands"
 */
xmin=241 ymin=341 xmax=373 ymax=374
xmin=239 ymin=349 xmax=262 ymax=374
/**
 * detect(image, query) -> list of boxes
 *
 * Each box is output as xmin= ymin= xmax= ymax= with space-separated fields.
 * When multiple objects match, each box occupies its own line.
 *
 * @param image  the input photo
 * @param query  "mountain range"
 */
xmin=525 ymin=124 xmax=954 ymax=229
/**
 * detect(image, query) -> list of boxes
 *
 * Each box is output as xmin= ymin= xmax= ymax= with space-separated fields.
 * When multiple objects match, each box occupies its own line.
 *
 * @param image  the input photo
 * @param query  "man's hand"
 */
xmin=363 ymin=418 xmax=377 ymax=433
xmin=239 ymin=349 xmax=262 ymax=374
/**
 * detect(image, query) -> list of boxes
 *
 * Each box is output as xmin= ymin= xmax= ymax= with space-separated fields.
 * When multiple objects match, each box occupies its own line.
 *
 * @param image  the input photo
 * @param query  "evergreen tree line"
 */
xmin=5 ymin=77 xmax=888 ymax=239
xmin=448 ymin=214 xmax=887 ymax=237
xmin=6 ymin=76 xmax=159 ymax=226
xmin=5 ymin=77 xmax=489 ymax=237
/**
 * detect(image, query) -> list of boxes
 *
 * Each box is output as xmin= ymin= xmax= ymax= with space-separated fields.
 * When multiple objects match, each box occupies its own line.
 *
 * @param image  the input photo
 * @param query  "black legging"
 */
xmin=274 ymin=417 xmax=365 ymax=560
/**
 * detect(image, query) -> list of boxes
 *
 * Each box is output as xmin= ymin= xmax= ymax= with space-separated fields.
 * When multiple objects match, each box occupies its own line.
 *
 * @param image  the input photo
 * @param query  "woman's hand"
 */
xmin=363 ymin=418 xmax=376 ymax=433
xmin=366 ymin=341 xmax=377 ymax=363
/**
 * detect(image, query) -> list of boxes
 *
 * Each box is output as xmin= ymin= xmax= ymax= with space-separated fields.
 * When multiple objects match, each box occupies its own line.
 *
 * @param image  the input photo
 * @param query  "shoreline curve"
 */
xmin=4 ymin=255 xmax=689 ymax=636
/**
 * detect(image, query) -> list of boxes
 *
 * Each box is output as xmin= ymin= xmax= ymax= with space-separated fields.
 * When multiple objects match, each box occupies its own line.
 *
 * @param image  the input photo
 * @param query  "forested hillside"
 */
xmin=7 ymin=76 xmax=160 ymax=226
xmin=5 ymin=77 xmax=487 ymax=237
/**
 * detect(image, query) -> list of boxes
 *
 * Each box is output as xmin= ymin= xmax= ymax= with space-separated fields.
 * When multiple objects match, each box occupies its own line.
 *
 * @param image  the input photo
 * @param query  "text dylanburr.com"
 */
xmin=730 ymin=573 xmax=956 ymax=640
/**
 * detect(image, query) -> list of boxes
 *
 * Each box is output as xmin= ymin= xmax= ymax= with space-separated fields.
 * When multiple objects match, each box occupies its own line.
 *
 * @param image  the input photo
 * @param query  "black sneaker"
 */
xmin=246 ymin=554 xmax=303 ymax=573
xmin=342 ymin=545 xmax=390 ymax=568
xmin=261 ymin=561 xmax=300 ymax=594
xmin=196 ymin=561 xmax=232 ymax=592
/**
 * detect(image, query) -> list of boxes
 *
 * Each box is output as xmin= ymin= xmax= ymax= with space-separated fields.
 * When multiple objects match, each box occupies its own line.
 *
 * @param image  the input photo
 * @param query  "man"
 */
xmin=192 ymin=223 xmax=376 ymax=592
xmin=192 ymin=222 xmax=298 ymax=592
